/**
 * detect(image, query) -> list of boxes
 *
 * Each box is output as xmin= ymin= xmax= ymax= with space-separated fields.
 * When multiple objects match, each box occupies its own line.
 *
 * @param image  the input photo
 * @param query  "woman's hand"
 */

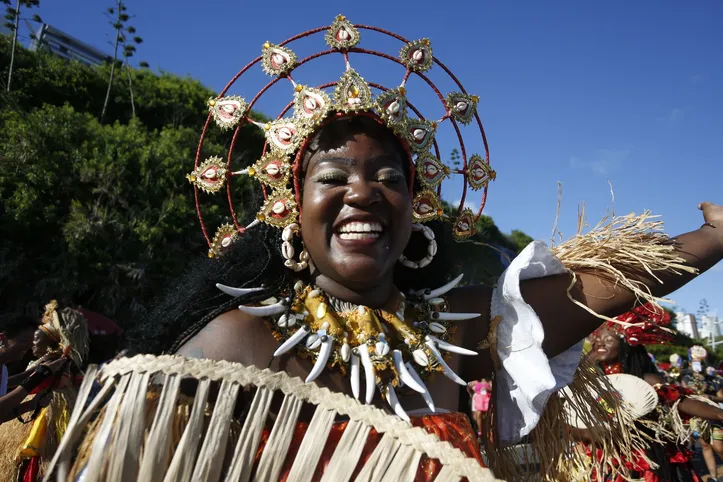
xmin=700 ymin=202 xmax=723 ymax=226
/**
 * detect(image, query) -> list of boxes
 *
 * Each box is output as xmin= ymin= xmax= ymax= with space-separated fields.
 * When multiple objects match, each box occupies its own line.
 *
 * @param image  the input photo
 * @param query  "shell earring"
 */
xmin=399 ymin=223 xmax=437 ymax=269
xmin=281 ymin=223 xmax=309 ymax=271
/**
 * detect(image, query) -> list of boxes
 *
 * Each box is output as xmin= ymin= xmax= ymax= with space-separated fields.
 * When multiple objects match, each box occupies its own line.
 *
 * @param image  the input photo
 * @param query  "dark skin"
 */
xmin=32 ymin=329 xmax=54 ymax=358
xmin=179 ymin=123 xmax=723 ymax=413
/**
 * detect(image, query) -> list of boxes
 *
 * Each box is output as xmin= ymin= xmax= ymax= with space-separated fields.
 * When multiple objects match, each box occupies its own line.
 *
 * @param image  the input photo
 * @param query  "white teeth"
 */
xmin=338 ymin=232 xmax=380 ymax=240
xmin=338 ymin=221 xmax=383 ymax=234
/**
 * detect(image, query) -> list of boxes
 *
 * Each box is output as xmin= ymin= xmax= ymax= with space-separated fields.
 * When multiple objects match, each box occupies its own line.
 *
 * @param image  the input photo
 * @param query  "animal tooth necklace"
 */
xmin=217 ymin=273 xmax=480 ymax=420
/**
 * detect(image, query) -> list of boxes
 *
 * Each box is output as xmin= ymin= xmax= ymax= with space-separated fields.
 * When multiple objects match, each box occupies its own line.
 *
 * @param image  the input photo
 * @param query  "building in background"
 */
xmin=699 ymin=314 xmax=721 ymax=346
xmin=29 ymin=24 xmax=109 ymax=66
xmin=675 ymin=312 xmax=699 ymax=339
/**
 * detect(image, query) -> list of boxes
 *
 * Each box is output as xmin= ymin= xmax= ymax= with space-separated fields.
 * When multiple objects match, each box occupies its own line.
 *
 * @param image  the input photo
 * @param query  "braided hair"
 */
xmin=126 ymin=117 xmax=458 ymax=355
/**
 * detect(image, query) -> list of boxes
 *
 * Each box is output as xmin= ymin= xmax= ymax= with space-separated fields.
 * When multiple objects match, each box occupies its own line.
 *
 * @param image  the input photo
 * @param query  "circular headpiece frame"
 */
xmin=188 ymin=14 xmax=494 ymax=258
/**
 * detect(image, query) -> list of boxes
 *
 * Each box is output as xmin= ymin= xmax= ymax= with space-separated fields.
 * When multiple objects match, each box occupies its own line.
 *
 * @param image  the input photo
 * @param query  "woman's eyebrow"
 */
xmin=315 ymin=154 xmax=399 ymax=167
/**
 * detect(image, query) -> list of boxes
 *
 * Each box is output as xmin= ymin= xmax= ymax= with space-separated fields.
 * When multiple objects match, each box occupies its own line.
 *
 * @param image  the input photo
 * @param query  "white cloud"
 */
xmin=568 ymin=148 xmax=631 ymax=175
xmin=451 ymin=199 xmax=482 ymax=215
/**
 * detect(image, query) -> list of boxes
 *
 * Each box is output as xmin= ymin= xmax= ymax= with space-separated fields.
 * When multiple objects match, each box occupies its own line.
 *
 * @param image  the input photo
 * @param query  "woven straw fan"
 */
xmin=43 ymin=355 xmax=499 ymax=482
xmin=562 ymin=373 xmax=658 ymax=429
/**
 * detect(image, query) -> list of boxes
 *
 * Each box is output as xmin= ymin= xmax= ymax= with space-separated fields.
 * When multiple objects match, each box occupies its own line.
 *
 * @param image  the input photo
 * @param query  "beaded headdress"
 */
xmin=39 ymin=300 xmax=90 ymax=367
xmin=188 ymin=15 xmax=494 ymax=258
xmin=595 ymin=303 xmax=673 ymax=346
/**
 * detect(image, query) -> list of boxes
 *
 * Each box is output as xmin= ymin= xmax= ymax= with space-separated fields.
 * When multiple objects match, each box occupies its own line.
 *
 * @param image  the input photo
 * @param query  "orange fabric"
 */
xmin=254 ymin=412 xmax=484 ymax=481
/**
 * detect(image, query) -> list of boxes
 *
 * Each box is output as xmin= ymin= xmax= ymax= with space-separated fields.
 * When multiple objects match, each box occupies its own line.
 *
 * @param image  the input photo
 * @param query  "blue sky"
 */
xmin=26 ymin=0 xmax=723 ymax=318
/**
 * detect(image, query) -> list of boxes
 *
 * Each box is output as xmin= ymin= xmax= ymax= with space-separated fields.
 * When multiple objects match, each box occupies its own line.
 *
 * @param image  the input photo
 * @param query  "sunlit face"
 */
xmin=300 ymin=121 xmax=413 ymax=289
xmin=589 ymin=326 xmax=621 ymax=364
xmin=32 ymin=329 xmax=53 ymax=357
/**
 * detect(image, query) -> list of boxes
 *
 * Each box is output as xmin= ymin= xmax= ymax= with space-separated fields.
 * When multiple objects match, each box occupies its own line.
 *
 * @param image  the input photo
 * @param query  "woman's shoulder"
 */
xmin=175 ymin=309 xmax=279 ymax=366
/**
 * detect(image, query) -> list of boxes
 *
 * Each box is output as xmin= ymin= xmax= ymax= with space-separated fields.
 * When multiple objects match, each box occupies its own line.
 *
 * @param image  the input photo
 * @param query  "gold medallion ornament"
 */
xmin=412 ymin=190 xmax=445 ymax=223
xmin=406 ymin=119 xmax=437 ymax=154
xmin=467 ymin=154 xmax=495 ymax=191
xmin=325 ymin=14 xmax=360 ymax=50
xmin=334 ymin=68 xmax=374 ymax=113
xmin=258 ymin=187 xmax=299 ymax=227
xmin=445 ymin=92 xmax=479 ymax=125
xmin=209 ymin=224 xmax=240 ymax=258
xmin=452 ymin=209 xmax=477 ymax=240
xmin=375 ymin=88 xmax=408 ymax=134
xmin=186 ymin=156 xmax=227 ymax=194
xmin=219 ymin=273 xmax=481 ymax=419
xmin=399 ymin=38 xmax=434 ymax=73
xmin=261 ymin=42 xmax=297 ymax=76
xmin=247 ymin=152 xmax=291 ymax=189
xmin=208 ymin=95 xmax=248 ymax=130
xmin=292 ymin=85 xmax=332 ymax=131
xmin=416 ymin=152 xmax=449 ymax=189
xmin=266 ymin=119 xmax=304 ymax=153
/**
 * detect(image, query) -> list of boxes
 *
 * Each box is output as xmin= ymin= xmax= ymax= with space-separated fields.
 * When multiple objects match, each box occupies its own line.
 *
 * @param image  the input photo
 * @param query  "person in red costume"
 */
xmin=587 ymin=305 xmax=723 ymax=482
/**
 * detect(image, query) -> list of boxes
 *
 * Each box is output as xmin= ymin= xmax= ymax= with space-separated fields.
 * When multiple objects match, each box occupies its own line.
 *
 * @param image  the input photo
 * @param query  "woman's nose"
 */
xmin=344 ymin=179 xmax=381 ymax=207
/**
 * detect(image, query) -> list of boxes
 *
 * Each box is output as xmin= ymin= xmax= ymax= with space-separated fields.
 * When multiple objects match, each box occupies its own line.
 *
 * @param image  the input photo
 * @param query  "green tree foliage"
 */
xmin=0 ymin=37 xmax=265 ymax=326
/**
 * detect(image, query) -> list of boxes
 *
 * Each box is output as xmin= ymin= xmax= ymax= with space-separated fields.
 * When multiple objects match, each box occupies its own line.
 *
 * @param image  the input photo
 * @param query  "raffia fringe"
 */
xmin=551 ymin=207 xmax=696 ymax=326
xmin=484 ymin=358 xmax=655 ymax=482
xmin=43 ymin=355 xmax=499 ymax=482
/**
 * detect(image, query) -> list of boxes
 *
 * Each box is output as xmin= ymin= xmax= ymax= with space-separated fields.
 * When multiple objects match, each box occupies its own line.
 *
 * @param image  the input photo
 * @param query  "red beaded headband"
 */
xmin=594 ymin=303 xmax=673 ymax=346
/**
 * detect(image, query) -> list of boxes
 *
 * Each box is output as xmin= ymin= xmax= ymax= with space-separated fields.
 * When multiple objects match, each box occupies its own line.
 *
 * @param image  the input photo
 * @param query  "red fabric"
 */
xmin=20 ymin=456 xmax=40 ymax=482
xmin=254 ymin=412 xmax=484 ymax=481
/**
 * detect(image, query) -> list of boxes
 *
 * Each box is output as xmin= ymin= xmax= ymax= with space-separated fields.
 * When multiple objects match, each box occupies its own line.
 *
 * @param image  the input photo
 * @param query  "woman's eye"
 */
xmin=314 ymin=172 xmax=348 ymax=184
xmin=376 ymin=171 xmax=403 ymax=184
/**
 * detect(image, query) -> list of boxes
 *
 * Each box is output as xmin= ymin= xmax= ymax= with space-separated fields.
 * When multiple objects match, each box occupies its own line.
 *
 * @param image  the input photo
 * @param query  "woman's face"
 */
xmin=301 ymin=128 xmax=413 ymax=289
xmin=32 ymin=329 xmax=52 ymax=357
xmin=589 ymin=327 xmax=621 ymax=363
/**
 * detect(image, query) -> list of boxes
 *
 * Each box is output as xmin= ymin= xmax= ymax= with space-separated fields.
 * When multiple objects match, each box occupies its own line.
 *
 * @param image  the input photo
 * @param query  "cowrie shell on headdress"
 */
xmin=412 ymin=190 xmax=444 ymax=223
xmin=325 ymin=15 xmax=361 ymax=50
xmin=257 ymin=188 xmax=299 ymax=228
xmin=186 ymin=156 xmax=227 ymax=194
xmin=248 ymin=152 xmax=291 ymax=188
xmin=334 ymin=68 xmax=373 ymax=113
xmin=208 ymin=96 xmax=248 ymax=130
xmin=374 ymin=88 xmax=408 ymax=132
xmin=400 ymin=38 xmax=433 ymax=73
xmin=266 ymin=120 xmax=302 ymax=153
xmin=208 ymin=223 xmax=239 ymax=258
xmin=405 ymin=119 xmax=436 ymax=154
xmin=261 ymin=42 xmax=297 ymax=76
xmin=452 ymin=209 xmax=476 ymax=240
xmin=293 ymin=86 xmax=331 ymax=130
xmin=415 ymin=152 xmax=449 ymax=189
xmin=467 ymin=154 xmax=495 ymax=191
xmin=445 ymin=92 xmax=479 ymax=125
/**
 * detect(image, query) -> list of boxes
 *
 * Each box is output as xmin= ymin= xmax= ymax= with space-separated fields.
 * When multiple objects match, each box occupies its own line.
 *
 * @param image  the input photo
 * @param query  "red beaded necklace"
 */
xmin=601 ymin=362 xmax=623 ymax=375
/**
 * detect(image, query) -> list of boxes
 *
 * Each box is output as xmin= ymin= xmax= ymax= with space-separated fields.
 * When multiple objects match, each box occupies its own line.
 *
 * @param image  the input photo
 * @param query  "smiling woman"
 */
xmin=45 ymin=15 xmax=723 ymax=482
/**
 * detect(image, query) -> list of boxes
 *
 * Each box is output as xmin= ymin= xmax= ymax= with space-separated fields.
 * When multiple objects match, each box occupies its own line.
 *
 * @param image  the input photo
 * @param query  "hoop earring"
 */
xmin=399 ymin=223 xmax=437 ymax=269
xmin=281 ymin=223 xmax=309 ymax=272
